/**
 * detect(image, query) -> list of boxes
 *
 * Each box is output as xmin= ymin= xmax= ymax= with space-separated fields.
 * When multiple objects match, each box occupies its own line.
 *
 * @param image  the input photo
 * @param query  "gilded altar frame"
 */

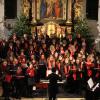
xmin=22 ymin=0 xmax=73 ymax=35
xmin=22 ymin=0 xmax=84 ymax=23
xmin=31 ymin=0 xmax=73 ymax=23
xmin=37 ymin=0 xmax=67 ymax=21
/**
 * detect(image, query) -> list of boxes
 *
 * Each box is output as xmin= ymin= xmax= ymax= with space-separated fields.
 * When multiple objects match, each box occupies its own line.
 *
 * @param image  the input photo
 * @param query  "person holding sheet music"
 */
xmin=85 ymin=76 xmax=100 ymax=100
xmin=47 ymin=67 xmax=62 ymax=100
xmin=15 ymin=65 xmax=25 ymax=99
xmin=38 ymin=54 xmax=47 ymax=79
xmin=3 ymin=70 xmax=12 ymax=100
xmin=26 ymin=62 xmax=35 ymax=97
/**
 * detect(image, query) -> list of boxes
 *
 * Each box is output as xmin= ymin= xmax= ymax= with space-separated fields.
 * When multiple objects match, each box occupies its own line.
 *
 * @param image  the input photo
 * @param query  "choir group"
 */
xmin=0 ymin=33 xmax=100 ymax=100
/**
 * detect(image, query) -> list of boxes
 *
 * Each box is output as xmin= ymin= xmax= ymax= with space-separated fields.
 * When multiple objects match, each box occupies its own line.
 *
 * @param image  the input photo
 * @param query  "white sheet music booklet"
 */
xmin=87 ymin=78 xmax=99 ymax=92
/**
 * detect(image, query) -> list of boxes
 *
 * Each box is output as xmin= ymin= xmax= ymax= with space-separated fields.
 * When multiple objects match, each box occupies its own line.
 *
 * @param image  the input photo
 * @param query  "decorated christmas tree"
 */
xmin=74 ymin=18 xmax=95 ymax=52
xmin=12 ymin=14 xmax=31 ymax=36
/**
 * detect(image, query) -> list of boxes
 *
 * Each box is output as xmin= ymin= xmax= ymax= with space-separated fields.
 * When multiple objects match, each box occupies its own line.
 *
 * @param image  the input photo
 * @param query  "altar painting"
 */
xmin=37 ymin=0 xmax=66 ymax=20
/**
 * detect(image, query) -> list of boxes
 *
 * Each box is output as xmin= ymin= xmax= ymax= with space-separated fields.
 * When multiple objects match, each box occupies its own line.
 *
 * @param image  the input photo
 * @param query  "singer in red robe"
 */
xmin=26 ymin=63 xmax=35 ymax=97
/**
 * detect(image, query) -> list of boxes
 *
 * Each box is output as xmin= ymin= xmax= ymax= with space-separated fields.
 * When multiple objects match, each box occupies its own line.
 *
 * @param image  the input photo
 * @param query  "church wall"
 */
xmin=83 ymin=0 xmax=86 ymax=18
xmin=2 ymin=0 xmax=22 ymax=39
xmin=96 ymin=0 xmax=100 ymax=52
xmin=98 ymin=0 xmax=100 ymax=26
xmin=86 ymin=0 xmax=100 ymax=52
xmin=79 ymin=0 xmax=100 ymax=52
xmin=17 ymin=0 xmax=22 ymax=17
xmin=87 ymin=20 xmax=100 ymax=53
xmin=0 ymin=0 xmax=5 ymax=39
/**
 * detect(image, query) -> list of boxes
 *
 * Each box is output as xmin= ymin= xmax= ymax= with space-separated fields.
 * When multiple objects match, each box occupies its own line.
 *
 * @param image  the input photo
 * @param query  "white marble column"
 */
xmin=0 ymin=0 xmax=5 ymax=39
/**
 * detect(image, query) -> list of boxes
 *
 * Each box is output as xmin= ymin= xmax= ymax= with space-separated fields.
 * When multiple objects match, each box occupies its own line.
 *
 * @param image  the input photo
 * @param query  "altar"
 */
xmin=22 ymin=0 xmax=84 ymax=38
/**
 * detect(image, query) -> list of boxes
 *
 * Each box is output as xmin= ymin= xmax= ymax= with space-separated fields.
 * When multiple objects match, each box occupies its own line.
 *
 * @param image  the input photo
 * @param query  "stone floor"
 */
xmin=0 ymin=85 xmax=85 ymax=100
xmin=0 ymin=97 xmax=85 ymax=100
xmin=21 ymin=98 xmax=85 ymax=100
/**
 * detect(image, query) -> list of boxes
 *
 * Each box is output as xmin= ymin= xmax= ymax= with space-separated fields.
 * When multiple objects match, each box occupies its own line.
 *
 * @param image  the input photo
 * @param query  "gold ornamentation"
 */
xmin=22 ymin=0 xmax=30 ymax=17
xmin=75 ymin=0 xmax=83 ymax=19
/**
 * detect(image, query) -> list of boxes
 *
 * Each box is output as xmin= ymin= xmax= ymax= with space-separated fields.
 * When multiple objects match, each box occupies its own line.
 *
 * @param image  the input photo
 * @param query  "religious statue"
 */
xmin=22 ymin=0 xmax=30 ymax=17
xmin=40 ymin=0 xmax=47 ymax=18
xmin=53 ymin=0 xmax=63 ymax=18
xmin=75 ymin=0 xmax=83 ymax=18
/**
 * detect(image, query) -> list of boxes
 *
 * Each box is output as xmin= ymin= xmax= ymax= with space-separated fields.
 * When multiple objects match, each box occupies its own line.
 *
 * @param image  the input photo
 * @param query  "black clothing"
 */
xmin=47 ymin=72 xmax=62 ymax=100
xmin=85 ymin=88 xmax=100 ymax=100
xmin=85 ymin=77 xmax=100 ymax=100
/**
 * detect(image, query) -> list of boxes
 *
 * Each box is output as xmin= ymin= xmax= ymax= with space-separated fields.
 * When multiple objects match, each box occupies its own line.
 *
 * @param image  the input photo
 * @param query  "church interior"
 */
xmin=0 ymin=0 xmax=100 ymax=100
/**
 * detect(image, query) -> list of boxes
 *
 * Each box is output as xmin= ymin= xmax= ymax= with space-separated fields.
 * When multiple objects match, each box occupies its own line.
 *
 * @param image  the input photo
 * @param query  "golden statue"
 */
xmin=22 ymin=0 xmax=30 ymax=17
xmin=75 ymin=0 xmax=83 ymax=18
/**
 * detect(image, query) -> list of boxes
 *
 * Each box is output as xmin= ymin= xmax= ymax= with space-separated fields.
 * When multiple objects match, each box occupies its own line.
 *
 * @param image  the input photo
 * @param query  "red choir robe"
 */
xmin=48 ymin=59 xmax=55 ymax=69
xmin=16 ymin=66 xmax=25 ymax=79
xmin=86 ymin=62 xmax=94 ymax=77
xmin=79 ymin=63 xmax=83 ymax=79
xmin=72 ymin=65 xmax=77 ymax=80
xmin=27 ymin=67 xmax=35 ymax=78
xmin=95 ymin=64 xmax=100 ymax=78
xmin=64 ymin=65 xmax=69 ymax=77
xmin=4 ymin=74 xmax=12 ymax=83
xmin=2 ymin=64 xmax=7 ymax=72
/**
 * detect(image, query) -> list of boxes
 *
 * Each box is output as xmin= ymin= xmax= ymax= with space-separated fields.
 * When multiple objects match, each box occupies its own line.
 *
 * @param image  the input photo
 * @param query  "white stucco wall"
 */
xmin=98 ymin=0 xmax=100 ymax=26
xmin=86 ymin=0 xmax=100 ymax=52
xmin=17 ymin=0 xmax=22 ymax=17
xmin=81 ymin=0 xmax=86 ymax=19
xmin=0 ymin=0 xmax=5 ymax=39
xmin=96 ymin=0 xmax=100 ymax=52
xmin=3 ymin=0 xmax=22 ymax=39
xmin=93 ymin=0 xmax=100 ymax=52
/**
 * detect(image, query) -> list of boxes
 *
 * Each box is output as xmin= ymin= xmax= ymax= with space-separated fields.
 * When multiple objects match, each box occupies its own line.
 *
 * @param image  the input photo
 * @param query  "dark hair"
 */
xmin=52 ymin=67 xmax=56 ymax=73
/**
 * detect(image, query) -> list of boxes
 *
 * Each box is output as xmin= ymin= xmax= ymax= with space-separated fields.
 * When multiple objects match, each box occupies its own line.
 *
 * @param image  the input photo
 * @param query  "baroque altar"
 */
xmin=22 ymin=0 xmax=84 ymax=37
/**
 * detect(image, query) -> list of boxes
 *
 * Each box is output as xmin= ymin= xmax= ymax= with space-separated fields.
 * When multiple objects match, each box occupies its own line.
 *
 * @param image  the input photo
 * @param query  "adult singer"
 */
xmin=47 ymin=68 xmax=62 ymax=100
